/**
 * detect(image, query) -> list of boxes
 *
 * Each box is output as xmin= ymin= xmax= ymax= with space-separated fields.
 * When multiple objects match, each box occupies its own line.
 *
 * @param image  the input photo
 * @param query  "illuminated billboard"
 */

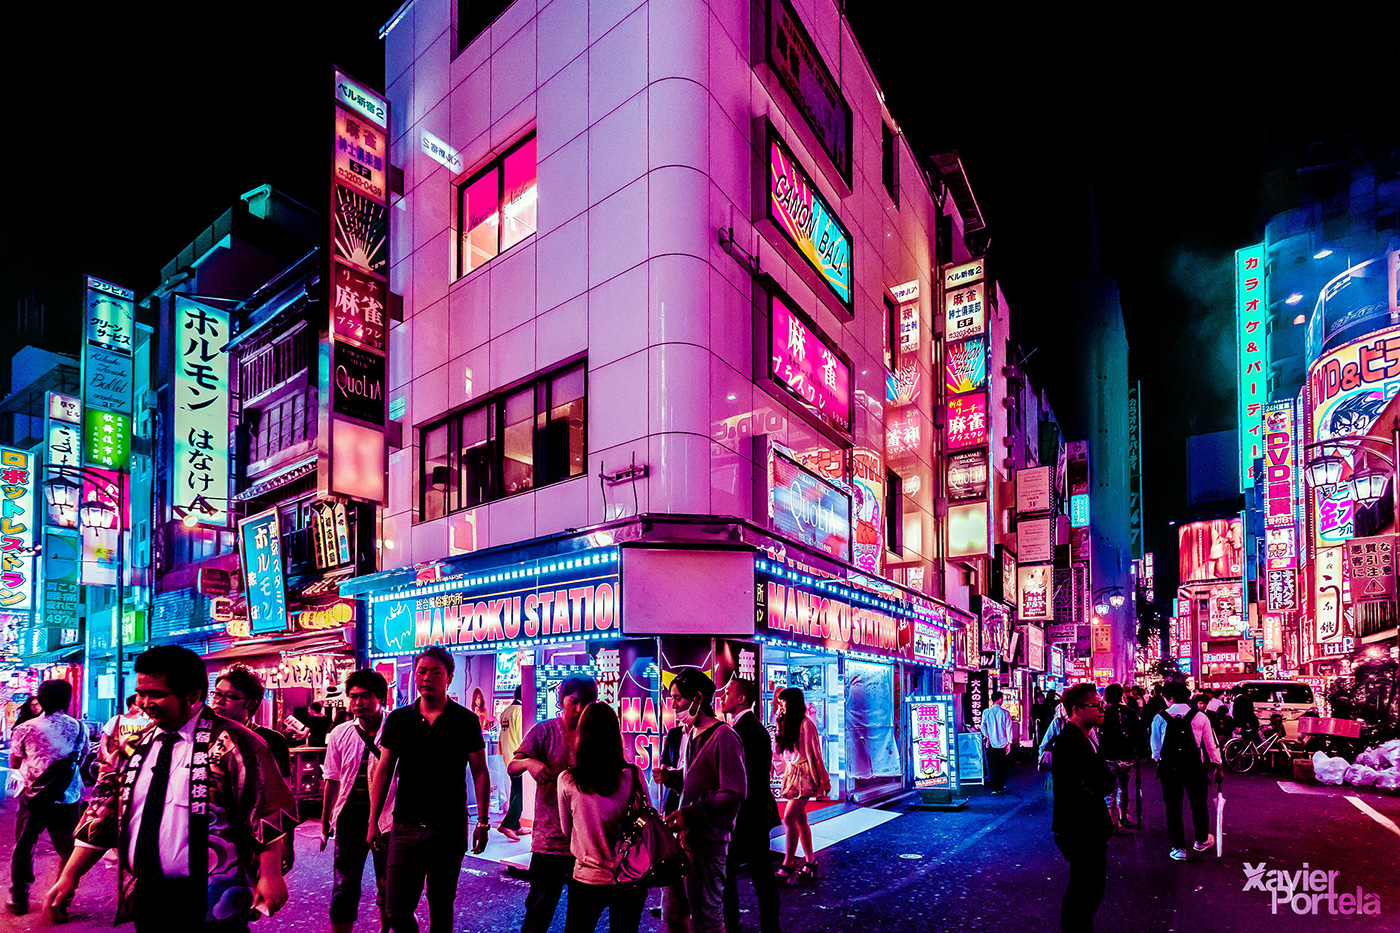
xmin=240 ymin=509 xmax=290 ymax=636
xmin=0 ymin=448 xmax=37 ymax=610
xmin=767 ymin=447 xmax=851 ymax=562
xmin=947 ymin=502 xmax=989 ymax=559
xmin=946 ymin=393 xmax=987 ymax=450
xmin=768 ymin=132 xmax=852 ymax=306
xmin=942 ymin=259 xmax=987 ymax=341
xmin=1263 ymin=401 xmax=1297 ymax=529
xmin=1236 ymin=243 xmax=1267 ymax=489
xmin=1018 ymin=565 xmax=1052 ymax=620
xmin=769 ymin=293 xmax=852 ymax=434
xmin=1307 ymin=326 xmax=1400 ymax=548
xmin=173 ymin=297 xmax=231 ymax=527
xmin=944 ymin=337 xmax=987 ymax=395
xmin=1178 ymin=518 xmax=1244 ymax=583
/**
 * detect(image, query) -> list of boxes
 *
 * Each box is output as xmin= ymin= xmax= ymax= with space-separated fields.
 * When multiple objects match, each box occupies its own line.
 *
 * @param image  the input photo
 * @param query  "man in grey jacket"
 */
xmin=661 ymin=668 xmax=746 ymax=933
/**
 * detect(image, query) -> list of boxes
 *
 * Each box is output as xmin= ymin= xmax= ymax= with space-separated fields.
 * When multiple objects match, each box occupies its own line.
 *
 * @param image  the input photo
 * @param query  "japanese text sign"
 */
xmin=769 ymin=294 xmax=851 ymax=433
xmin=1236 ymin=243 xmax=1267 ymax=490
xmin=755 ymin=562 xmax=917 ymax=661
xmin=766 ymin=0 xmax=851 ymax=181
xmin=1346 ymin=534 xmax=1396 ymax=603
xmin=910 ymin=696 xmax=957 ymax=791
xmin=1314 ymin=546 xmax=1344 ymax=643
xmin=173 ymin=297 xmax=231 ymax=527
xmin=946 ymin=393 xmax=987 ymax=450
xmin=942 ymin=259 xmax=986 ymax=340
xmin=335 ymin=106 xmax=386 ymax=202
xmin=947 ymin=449 xmax=989 ymax=502
xmin=333 ymin=263 xmax=387 ymax=352
xmin=240 ymin=509 xmax=289 ymax=636
xmin=945 ymin=336 xmax=987 ymax=395
xmin=85 ymin=276 xmax=135 ymax=356
xmin=84 ymin=410 xmax=130 ymax=471
xmin=1263 ymin=401 xmax=1297 ymax=530
xmin=1266 ymin=568 xmax=1298 ymax=611
xmin=0 ymin=448 xmax=36 ymax=611
xmin=334 ymin=69 xmax=387 ymax=128
xmin=769 ymin=135 xmax=852 ymax=306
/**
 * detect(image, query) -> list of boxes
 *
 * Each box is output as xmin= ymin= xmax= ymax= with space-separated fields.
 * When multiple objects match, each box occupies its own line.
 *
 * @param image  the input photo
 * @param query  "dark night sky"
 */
xmin=3 ymin=5 xmax=1396 ymax=578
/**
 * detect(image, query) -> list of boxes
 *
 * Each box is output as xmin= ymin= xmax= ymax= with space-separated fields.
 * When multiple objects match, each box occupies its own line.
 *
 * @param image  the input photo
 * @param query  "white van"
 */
xmin=1234 ymin=681 xmax=1318 ymax=736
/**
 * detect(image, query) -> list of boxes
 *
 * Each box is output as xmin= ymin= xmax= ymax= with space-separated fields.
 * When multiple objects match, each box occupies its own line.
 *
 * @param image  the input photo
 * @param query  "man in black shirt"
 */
xmin=1052 ymin=684 xmax=1116 ymax=933
xmin=368 ymin=647 xmax=491 ymax=933
xmin=211 ymin=664 xmax=292 ymax=778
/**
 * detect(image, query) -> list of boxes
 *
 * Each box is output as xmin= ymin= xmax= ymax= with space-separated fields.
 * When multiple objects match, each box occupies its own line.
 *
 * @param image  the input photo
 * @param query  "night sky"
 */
xmin=4 ymin=5 xmax=1396 ymax=585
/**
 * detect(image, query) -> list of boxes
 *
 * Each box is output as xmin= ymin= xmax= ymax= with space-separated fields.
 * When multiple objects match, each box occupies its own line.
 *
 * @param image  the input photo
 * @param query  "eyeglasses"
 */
xmin=1079 ymin=701 xmax=1105 ymax=710
xmin=212 ymin=690 xmax=247 ymax=704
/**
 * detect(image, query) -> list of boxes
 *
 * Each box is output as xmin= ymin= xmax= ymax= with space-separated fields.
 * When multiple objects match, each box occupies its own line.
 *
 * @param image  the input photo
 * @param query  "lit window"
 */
xmin=456 ymin=132 xmax=537 ymax=277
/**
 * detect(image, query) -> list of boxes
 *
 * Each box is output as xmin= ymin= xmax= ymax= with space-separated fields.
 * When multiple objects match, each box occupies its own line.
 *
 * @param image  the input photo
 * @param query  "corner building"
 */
xmin=356 ymin=0 xmax=979 ymax=808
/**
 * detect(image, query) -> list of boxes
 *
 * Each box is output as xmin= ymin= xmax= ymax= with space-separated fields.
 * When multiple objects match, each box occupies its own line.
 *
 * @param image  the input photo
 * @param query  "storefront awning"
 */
xmin=203 ymin=632 xmax=348 ymax=662
xmin=289 ymin=569 xmax=355 ymax=602
xmin=234 ymin=456 xmax=318 ymax=501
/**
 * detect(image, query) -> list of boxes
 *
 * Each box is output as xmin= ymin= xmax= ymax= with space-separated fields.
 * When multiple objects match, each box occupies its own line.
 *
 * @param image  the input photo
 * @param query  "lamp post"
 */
xmin=44 ymin=466 xmax=126 ymax=710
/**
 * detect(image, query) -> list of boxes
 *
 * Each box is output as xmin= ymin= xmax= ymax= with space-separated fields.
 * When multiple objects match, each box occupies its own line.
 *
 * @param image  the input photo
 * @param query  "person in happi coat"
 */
xmin=44 ymin=645 xmax=297 ymax=932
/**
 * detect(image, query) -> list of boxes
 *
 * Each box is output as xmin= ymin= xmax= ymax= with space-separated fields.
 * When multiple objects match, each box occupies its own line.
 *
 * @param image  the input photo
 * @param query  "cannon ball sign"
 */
xmin=768 ymin=132 xmax=851 ymax=306
xmin=769 ymin=294 xmax=851 ymax=434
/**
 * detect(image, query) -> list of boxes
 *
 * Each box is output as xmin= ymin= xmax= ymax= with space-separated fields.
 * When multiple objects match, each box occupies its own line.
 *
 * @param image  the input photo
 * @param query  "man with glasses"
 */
xmin=508 ymin=674 xmax=597 ymax=933
xmin=368 ymin=647 xmax=491 ymax=933
xmin=210 ymin=665 xmax=292 ymax=778
xmin=1050 ymin=684 xmax=1115 ymax=933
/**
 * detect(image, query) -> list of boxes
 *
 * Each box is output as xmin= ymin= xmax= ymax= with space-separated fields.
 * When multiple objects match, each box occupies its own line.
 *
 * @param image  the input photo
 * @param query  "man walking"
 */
xmin=44 ymin=645 xmax=296 ymax=931
xmin=100 ymin=694 xmax=150 ymax=763
xmin=1097 ymin=684 xmax=1141 ymax=829
xmin=980 ymin=691 xmax=1013 ymax=795
xmin=663 ymin=668 xmax=746 ymax=933
xmin=1051 ymin=684 xmax=1115 ymax=933
xmin=509 ymin=674 xmax=597 ymax=932
xmin=369 ymin=646 xmax=491 ymax=933
xmin=7 ymin=679 xmax=85 ymax=915
xmin=719 ymin=676 xmax=780 ymax=933
xmin=211 ymin=665 xmax=292 ymax=777
xmin=1151 ymin=680 xmax=1221 ymax=861
xmin=323 ymin=669 xmax=394 ymax=933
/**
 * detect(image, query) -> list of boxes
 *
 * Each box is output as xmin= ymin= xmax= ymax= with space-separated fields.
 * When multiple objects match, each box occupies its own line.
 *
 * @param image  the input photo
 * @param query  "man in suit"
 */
xmin=1051 ymin=683 xmax=1115 ymax=933
xmin=719 ymin=676 xmax=781 ymax=933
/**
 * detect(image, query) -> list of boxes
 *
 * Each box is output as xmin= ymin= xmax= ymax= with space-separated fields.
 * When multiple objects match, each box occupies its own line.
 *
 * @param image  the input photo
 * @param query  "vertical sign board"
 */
xmin=1127 ymin=381 xmax=1143 ymax=558
xmin=1346 ymin=535 xmax=1396 ymax=603
xmin=1314 ymin=546 xmax=1344 ymax=643
xmin=1236 ymin=244 xmax=1267 ymax=491
xmin=324 ymin=67 xmax=391 ymax=506
xmin=909 ymin=695 xmax=958 ymax=793
xmin=942 ymin=259 xmax=987 ymax=341
xmin=44 ymin=393 xmax=82 ymax=528
xmin=172 ymin=297 xmax=231 ymax=527
xmin=0 ymin=449 xmax=37 ymax=611
xmin=41 ymin=531 xmax=80 ymax=650
xmin=1263 ymin=402 xmax=1296 ymax=530
xmin=239 ymin=509 xmax=289 ymax=635
xmin=82 ymin=277 xmax=135 ymax=585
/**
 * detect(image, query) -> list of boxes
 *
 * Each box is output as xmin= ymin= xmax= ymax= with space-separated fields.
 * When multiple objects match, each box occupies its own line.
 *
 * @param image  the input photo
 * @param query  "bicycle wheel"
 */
xmin=1223 ymin=737 xmax=1256 ymax=773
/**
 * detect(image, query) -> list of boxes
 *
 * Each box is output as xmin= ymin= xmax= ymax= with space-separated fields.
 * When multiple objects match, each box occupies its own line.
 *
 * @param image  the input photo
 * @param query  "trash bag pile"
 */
xmin=1314 ymin=739 xmax=1400 ymax=790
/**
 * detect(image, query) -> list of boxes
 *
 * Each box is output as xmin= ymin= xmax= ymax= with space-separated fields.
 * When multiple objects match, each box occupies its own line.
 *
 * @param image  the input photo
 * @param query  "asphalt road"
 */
xmin=3 ymin=759 xmax=1398 ymax=933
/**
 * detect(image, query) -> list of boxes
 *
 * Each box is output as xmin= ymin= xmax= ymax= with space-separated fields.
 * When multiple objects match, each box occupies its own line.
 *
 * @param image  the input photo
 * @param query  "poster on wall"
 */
xmin=593 ymin=639 xmax=662 ymax=777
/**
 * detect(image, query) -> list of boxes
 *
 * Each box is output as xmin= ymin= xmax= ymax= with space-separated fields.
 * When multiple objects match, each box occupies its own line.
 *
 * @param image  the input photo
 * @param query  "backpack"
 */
xmin=1157 ymin=710 xmax=1205 ymax=779
xmin=1100 ymin=705 xmax=1138 ymax=761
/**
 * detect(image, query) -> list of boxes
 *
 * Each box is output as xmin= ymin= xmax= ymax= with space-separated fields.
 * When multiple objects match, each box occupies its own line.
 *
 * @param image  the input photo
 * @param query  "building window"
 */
xmin=883 ymin=295 xmax=898 ymax=371
xmin=885 ymin=468 xmax=903 ymax=555
xmin=456 ymin=132 xmax=537 ymax=278
xmin=240 ymin=324 xmax=313 ymax=403
xmin=881 ymin=122 xmax=899 ymax=204
xmin=248 ymin=386 xmax=316 ymax=465
xmin=454 ymin=0 xmax=515 ymax=56
xmin=420 ymin=361 xmax=586 ymax=520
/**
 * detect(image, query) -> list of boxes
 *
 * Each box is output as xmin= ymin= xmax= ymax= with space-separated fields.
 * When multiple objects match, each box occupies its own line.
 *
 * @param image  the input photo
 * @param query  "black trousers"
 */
xmin=132 ymin=876 xmax=249 ymax=933
xmin=1053 ymin=834 xmax=1107 ymax=933
xmin=520 ymin=852 xmax=575 ymax=933
xmin=723 ymin=823 xmax=781 ymax=933
xmin=1159 ymin=772 xmax=1209 ymax=849
xmin=385 ymin=823 xmax=465 ymax=933
xmin=563 ymin=879 xmax=646 ymax=933
xmin=330 ymin=804 xmax=388 ymax=926
xmin=10 ymin=798 xmax=80 ymax=897
xmin=987 ymin=746 xmax=1009 ymax=791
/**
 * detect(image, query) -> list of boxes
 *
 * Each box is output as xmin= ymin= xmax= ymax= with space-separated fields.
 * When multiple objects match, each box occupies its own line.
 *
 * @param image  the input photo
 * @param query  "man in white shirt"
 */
xmin=45 ymin=645 xmax=295 ymax=931
xmin=980 ymin=691 xmax=1014 ymax=795
xmin=322 ymin=669 xmax=395 ymax=933
xmin=1150 ymin=681 xmax=1222 ymax=861
xmin=100 ymin=694 xmax=150 ymax=762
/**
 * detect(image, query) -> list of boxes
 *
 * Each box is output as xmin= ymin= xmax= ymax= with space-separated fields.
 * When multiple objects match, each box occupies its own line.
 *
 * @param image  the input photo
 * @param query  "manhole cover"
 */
xmin=899 ymin=853 xmax=924 ymax=860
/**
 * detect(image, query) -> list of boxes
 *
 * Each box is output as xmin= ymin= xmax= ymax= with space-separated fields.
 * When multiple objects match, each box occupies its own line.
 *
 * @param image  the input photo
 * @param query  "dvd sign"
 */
xmin=332 ymin=342 xmax=385 ymax=425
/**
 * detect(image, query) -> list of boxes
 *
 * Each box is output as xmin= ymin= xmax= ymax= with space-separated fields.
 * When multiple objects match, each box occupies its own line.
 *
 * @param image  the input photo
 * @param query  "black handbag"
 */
xmin=612 ymin=766 xmax=688 ymax=887
xmin=21 ymin=750 xmax=80 ymax=807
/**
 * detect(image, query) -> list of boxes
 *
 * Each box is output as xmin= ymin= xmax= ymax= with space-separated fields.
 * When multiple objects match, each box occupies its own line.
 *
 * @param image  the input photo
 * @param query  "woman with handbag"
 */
xmin=774 ymin=688 xmax=830 ymax=882
xmin=557 ymin=702 xmax=649 ymax=933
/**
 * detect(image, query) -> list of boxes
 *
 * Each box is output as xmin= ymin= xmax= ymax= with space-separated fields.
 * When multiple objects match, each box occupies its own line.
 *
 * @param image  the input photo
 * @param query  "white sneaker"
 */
xmin=1169 ymin=848 xmax=1188 ymax=861
xmin=1193 ymin=835 xmax=1215 ymax=852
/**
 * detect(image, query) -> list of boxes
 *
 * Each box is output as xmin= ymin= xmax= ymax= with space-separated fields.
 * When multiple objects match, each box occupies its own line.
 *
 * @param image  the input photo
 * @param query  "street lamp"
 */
xmin=43 ymin=466 xmax=126 ymax=709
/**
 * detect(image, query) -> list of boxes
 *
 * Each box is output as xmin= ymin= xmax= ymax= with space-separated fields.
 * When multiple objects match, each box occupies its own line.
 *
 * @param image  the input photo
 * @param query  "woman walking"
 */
xmin=557 ymin=702 xmax=647 ymax=933
xmin=775 ymin=688 xmax=830 ymax=882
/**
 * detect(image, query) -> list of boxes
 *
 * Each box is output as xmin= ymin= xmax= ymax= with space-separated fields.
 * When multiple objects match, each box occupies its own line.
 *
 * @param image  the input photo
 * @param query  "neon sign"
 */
xmin=946 ymin=393 xmax=987 ymax=450
xmin=768 ymin=134 xmax=852 ymax=306
xmin=769 ymin=294 xmax=851 ymax=433
xmin=1236 ymin=243 xmax=1267 ymax=489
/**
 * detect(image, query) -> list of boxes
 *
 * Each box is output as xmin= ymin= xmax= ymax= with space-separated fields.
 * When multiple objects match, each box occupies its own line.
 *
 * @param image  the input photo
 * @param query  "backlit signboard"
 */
xmin=945 ymin=336 xmax=987 ymax=395
xmin=943 ymin=259 xmax=987 ymax=341
xmin=1017 ymin=465 xmax=1052 ymax=514
xmin=1346 ymin=534 xmax=1395 ymax=603
xmin=335 ymin=104 xmax=387 ymax=202
xmin=421 ymin=130 xmax=463 ymax=173
xmin=769 ymin=293 xmax=852 ymax=433
xmin=1018 ymin=565 xmax=1052 ymax=620
xmin=84 ymin=410 xmax=130 ymax=471
xmin=947 ymin=450 xmax=989 ymax=502
xmin=173 ymin=297 xmax=231 ymax=527
xmin=947 ymin=502 xmax=989 ymax=559
xmin=1236 ymin=243 xmax=1267 ymax=489
xmin=1308 ymin=326 xmax=1400 ymax=548
xmin=912 ymin=619 xmax=951 ymax=667
xmin=946 ymin=393 xmax=987 ymax=450
xmin=1315 ymin=545 xmax=1344 ymax=643
xmin=1266 ymin=568 xmax=1298 ymax=611
xmin=0 ymin=448 xmax=37 ymax=611
xmin=1263 ymin=401 xmax=1296 ymax=529
xmin=85 ymin=276 xmax=135 ymax=356
xmin=45 ymin=392 xmax=81 ymax=529
xmin=240 ymin=509 xmax=290 ymax=636
xmin=1265 ymin=526 xmax=1296 ymax=572
xmin=79 ymin=469 xmax=123 ymax=587
xmin=371 ymin=550 xmax=622 ymax=657
xmin=768 ymin=133 xmax=852 ymax=306
xmin=335 ymin=69 xmax=388 ymax=128
xmin=768 ymin=447 xmax=852 ymax=562
xmin=333 ymin=186 xmax=389 ymax=277
xmin=1178 ymin=518 xmax=1244 ymax=583
xmin=333 ymin=262 xmax=387 ymax=353
xmin=765 ymin=0 xmax=852 ymax=182
xmin=910 ymin=695 xmax=958 ymax=791
xmin=1070 ymin=493 xmax=1089 ymax=528
xmin=41 ymin=531 xmax=80 ymax=651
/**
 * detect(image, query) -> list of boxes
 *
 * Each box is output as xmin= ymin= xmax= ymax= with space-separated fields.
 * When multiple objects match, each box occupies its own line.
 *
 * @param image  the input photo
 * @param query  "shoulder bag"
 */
xmin=613 ymin=766 xmax=689 ymax=887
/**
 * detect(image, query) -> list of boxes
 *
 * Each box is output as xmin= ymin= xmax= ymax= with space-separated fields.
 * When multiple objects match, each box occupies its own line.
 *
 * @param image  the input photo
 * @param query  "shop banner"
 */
xmin=1346 ymin=534 xmax=1396 ymax=603
xmin=768 ymin=446 xmax=851 ymax=562
xmin=173 ymin=296 xmax=231 ymax=527
xmin=1236 ymin=243 xmax=1267 ymax=489
xmin=78 ymin=469 xmax=124 ymax=587
xmin=909 ymin=695 xmax=958 ymax=791
xmin=754 ymin=561 xmax=919 ymax=662
xmin=239 ymin=509 xmax=289 ymax=635
xmin=912 ymin=616 xmax=953 ymax=667
xmin=1266 ymin=568 xmax=1298 ymax=611
xmin=769 ymin=293 xmax=852 ymax=433
xmin=44 ymin=392 xmax=82 ymax=529
xmin=1265 ymin=526 xmax=1297 ymax=572
xmin=1263 ymin=401 xmax=1297 ymax=530
xmin=942 ymin=259 xmax=987 ymax=340
xmin=0 ymin=448 xmax=38 ymax=610
xmin=768 ymin=132 xmax=852 ymax=304
xmin=41 ymin=530 xmax=80 ymax=650
xmin=1016 ymin=465 xmax=1052 ymax=514
xmin=595 ymin=639 xmax=662 ymax=776
xmin=369 ymin=549 xmax=621 ymax=658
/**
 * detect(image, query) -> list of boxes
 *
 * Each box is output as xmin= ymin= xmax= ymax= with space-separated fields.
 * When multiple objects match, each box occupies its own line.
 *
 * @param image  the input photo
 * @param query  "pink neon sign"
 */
xmin=770 ymin=295 xmax=851 ymax=433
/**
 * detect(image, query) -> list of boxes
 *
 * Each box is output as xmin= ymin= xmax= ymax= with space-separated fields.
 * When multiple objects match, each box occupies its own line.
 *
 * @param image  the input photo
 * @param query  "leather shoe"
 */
xmin=5 ymin=900 xmax=29 ymax=916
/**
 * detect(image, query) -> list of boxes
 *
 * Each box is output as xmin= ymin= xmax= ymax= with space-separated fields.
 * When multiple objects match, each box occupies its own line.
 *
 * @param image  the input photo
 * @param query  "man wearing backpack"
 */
xmin=1098 ymin=684 xmax=1140 ymax=829
xmin=1150 ymin=681 xmax=1222 ymax=861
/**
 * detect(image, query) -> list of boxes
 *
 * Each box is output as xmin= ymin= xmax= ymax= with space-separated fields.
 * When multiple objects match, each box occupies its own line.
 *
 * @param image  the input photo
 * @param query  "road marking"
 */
xmin=1275 ymin=780 xmax=1334 ymax=795
xmin=1346 ymin=795 xmax=1400 ymax=839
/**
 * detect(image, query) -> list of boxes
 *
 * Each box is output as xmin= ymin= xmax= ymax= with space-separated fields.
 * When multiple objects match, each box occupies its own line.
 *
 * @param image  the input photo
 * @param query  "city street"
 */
xmin=4 ymin=759 xmax=1398 ymax=933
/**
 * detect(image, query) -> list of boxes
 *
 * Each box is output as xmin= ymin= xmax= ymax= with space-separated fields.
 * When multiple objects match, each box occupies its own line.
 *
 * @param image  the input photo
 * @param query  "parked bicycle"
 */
xmin=1223 ymin=716 xmax=1302 ymax=773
